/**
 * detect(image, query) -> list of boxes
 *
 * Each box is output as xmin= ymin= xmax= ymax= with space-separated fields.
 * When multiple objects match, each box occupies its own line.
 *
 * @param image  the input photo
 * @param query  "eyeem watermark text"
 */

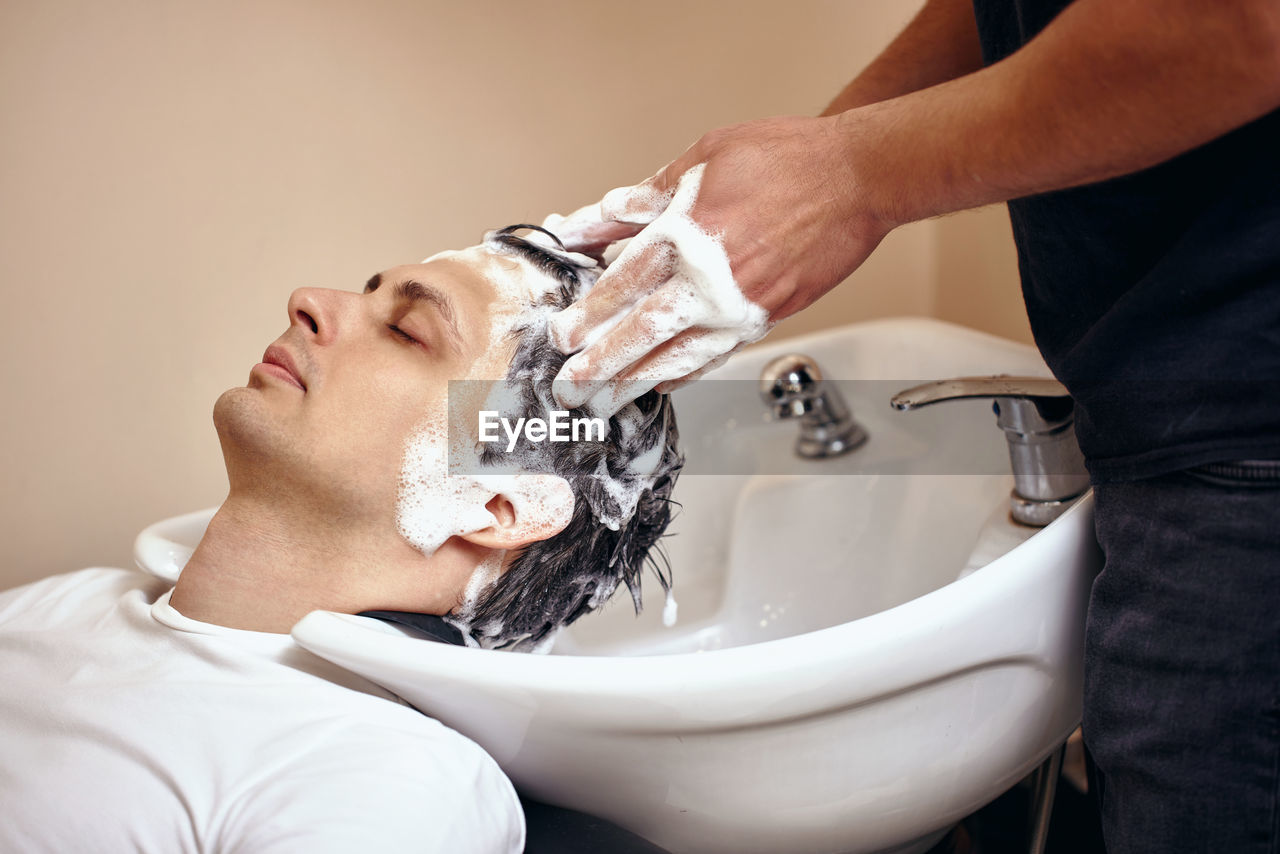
xmin=479 ymin=410 xmax=607 ymax=453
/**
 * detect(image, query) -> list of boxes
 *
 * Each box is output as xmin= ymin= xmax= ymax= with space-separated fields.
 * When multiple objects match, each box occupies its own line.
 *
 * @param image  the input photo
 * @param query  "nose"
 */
xmin=287 ymin=287 xmax=350 ymax=345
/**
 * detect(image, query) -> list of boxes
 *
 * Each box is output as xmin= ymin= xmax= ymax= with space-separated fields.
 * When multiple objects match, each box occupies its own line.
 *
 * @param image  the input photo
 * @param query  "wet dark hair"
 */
xmin=485 ymin=224 xmax=584 ymax=285
xmin=448 ymin=225 xmax=683 ymax=651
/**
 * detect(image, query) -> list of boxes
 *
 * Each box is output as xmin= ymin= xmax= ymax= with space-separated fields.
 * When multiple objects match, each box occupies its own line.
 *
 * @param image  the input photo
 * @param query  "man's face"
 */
xmin=214 ymin=244 xmax=561 ymax=537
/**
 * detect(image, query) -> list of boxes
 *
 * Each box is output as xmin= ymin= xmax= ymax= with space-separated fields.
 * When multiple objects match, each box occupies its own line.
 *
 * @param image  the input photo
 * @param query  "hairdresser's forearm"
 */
xmin=821 ymin=0 xmax=984 ymax=116
xmin=840 ymin=0 xmax=1280 ymax=227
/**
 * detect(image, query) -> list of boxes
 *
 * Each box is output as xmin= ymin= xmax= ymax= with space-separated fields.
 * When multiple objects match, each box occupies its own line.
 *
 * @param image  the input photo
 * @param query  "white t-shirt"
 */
xmin=0 ymin=568 xmax=524 ymax=853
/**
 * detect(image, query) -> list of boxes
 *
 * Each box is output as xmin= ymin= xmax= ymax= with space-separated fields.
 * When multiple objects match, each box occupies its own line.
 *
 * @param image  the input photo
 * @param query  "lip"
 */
xmin=256 ymin=345 xmax=307 ymax=391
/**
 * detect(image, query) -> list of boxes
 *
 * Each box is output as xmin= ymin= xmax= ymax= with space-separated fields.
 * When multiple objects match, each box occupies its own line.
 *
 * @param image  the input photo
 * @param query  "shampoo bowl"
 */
xmin=136 ymin=318 xmax=1102 ymax=854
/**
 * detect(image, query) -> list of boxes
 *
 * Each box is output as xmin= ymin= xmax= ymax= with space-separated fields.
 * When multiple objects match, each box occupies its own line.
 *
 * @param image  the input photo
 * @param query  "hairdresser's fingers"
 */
xmin=652 ymin=343 xmax=746 ymax=394
xmin=543 ymin=165 xmax=683 ymax=258
xmin=581 ymin=333 xmax=705 ymax=418
xmin=584 ymin=329 xmax=740 ymax=417
xmin=550 ymin=157 xmax=719 ymax=355
xmin=541 ymin=204 xmax=643 ymax=259
xmin=553 ymin=287 xmax=698 ymax=411
xmin=599 ymin=178 xmax=677 ymax=226
xmin=584 ymin=376 xmax=663 ymax=421
xmin=564 ymin=220 xmax=644 ymax=259
xmin=547 ymin=237 xmax=678 ymax=353
xmin=591 ymin=130 xmax=714 ymax=229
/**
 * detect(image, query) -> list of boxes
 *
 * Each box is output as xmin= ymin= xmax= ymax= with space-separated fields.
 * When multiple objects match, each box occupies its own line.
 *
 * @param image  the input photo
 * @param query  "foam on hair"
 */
xmin=440 ymin=226 xmax=684 ymax=652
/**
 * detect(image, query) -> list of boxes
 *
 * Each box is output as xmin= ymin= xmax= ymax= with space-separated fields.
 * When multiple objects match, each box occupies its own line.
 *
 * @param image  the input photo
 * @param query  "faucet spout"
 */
xmin=890 ymin=377 xmax=1070 ymax=411
xmin=891 ymin=375 xmax=1090 ymax=526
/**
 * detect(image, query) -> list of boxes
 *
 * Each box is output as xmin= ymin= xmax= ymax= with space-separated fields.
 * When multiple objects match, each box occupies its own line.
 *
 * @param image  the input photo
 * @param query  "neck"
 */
xmin=169 ymin=493 xmax=486 ymax=633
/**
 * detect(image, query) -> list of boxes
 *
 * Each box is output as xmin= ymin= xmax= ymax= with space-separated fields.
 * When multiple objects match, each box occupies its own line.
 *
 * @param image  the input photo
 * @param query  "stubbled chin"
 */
xmin=212 ymin=387 xmax=292 ymax=473
xmin=212 ymin=386 xmax=249 ymax=439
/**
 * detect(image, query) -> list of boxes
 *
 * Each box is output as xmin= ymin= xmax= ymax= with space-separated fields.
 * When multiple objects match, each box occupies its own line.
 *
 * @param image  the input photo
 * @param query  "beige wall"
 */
xmin=0 ymin=0 xmax=1028 ymax=589
xmin=932 ymin=204 xmax=1033 ymax=345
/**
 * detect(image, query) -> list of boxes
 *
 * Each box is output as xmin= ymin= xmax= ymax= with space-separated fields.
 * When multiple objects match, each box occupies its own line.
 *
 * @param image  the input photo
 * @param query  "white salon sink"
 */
xmin=137 ymin=317 xmax=1102 ymax=854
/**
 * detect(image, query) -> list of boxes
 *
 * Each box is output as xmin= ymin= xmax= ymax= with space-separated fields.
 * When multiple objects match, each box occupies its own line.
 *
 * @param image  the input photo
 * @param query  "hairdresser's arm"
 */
xmin=835 ymin=0 xmax=1280 ymax=225
xmin=547 ymin=0 xmax=981 ymax=255
xmin=550 ymin=0 xmax=1280 ymax=409
xmin=821 ymin=0 xmax=984 ymax=114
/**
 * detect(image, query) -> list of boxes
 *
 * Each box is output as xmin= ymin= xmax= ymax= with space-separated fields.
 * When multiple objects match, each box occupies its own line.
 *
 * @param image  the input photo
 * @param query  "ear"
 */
xmin=458 ymin=474 xmax=575 ymax=551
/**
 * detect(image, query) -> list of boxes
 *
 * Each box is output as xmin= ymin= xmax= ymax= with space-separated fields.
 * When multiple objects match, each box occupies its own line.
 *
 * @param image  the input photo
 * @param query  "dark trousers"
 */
xmin=1084 ymin=462 xmax=1280 ymax=853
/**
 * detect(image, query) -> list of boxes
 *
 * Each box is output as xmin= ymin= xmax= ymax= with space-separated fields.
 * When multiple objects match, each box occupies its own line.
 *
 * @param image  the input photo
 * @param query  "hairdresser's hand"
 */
xmin=541 ymin=203 xmax=644 ymax=263
xmin=547 ymin=115 xmax=897 ymax=416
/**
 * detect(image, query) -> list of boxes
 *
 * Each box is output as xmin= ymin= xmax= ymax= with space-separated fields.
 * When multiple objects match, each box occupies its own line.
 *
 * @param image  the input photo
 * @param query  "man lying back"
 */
xmin=0 ymin=226 xmax=681 ymax=853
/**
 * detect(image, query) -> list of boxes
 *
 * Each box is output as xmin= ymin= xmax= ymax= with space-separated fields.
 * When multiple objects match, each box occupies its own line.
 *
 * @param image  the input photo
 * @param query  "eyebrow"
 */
xmin=365 ymin=272 xmax=464 ymax=355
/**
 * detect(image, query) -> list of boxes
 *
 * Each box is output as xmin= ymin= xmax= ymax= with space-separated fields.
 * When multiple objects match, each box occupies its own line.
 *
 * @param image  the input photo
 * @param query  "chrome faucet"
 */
xmin=891 ymin=376 xmax=1091 ymax=526
xmin=759 ymin=354 xmax=868 ymax=458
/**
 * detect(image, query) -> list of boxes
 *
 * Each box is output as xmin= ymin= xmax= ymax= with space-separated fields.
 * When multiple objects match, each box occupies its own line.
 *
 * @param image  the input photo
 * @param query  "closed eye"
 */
xmin=363 ymin=271 xmax=463 ymax=356
xmin=388 ymin=324 xmax=420 ymax=345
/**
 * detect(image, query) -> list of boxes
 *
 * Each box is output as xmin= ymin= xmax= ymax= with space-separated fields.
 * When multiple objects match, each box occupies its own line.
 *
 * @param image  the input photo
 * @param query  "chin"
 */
xmin=212 ymin=387 xmax=294 ymax=476
xmin=213 ymin=386 xmax=262 ymax=442
xmin=211 ymin=388 xmax=382 ymax=513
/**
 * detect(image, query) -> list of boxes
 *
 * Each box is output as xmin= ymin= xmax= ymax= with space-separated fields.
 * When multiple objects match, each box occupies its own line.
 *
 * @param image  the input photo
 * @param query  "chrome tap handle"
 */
xmin=760 ymin=355 xmax=867 ymax=458
xmin=891 ymin=375 xmax=1090 ymax=526
xmin=760 ymin=354 xmax=827 ymax=418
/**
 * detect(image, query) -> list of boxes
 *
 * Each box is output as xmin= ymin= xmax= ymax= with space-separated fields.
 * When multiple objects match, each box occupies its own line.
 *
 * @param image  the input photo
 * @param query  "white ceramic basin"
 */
xmin=136 ymin=317 xmax=1102 ymax=854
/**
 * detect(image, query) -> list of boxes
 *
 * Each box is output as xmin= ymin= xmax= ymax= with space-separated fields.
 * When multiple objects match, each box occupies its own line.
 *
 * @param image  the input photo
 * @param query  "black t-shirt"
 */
xmin=971 ymin=0 xmax=1280 ymax=481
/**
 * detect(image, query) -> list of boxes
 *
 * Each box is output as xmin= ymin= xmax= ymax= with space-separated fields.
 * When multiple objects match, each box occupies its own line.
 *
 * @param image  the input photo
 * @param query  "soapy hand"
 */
xmin=544 ymin=115 xmax=896 ymax=416
xmin=540 ymin=202 xmax=644 ymax=264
